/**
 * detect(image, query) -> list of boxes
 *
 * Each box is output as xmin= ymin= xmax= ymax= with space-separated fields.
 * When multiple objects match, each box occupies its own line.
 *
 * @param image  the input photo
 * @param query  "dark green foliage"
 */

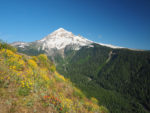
xmin=56 ymin=44 xmax=150 ymax=113
xmin=64 ymin=44 xmax=111 ymax=78
xmin=0 ymin=40 xmax=17 ymax=52
xmin=97 ymin=49 xmax=150 ymax=112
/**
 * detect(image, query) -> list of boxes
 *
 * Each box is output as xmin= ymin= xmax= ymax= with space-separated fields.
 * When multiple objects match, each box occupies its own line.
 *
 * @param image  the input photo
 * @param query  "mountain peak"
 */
xmin=52 ymin=28 xmax=71 ymax=34
xmin=11 ymin=28 xmax=124 ymax=50
xmin=36 ymin=28 xmax=92 ymax=50
xmin=56 ymin=28 xmax=66 ymax=32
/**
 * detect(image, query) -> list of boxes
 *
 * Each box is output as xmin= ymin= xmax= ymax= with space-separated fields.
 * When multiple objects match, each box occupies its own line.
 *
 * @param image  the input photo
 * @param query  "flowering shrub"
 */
xmin=28 ymin=59 xmax=37 ymax=69
xmin=43 ymin=95 xmax=63 ymax=112
xmin=20 ymin=79 xmax=33 ymax=89
xmin=38 ymin=54 xmax=48 ymax=63
xmin=39 ymin=68 xmax=49 ymax=80
xmin=55 ymin=72 xmax=66 ymax=81
xmin=84 ymin=101 xmax=102 ymax=112
xmin=0 ymin=49 xmax=25 ymax=71
xmin=32 ymin=56 xmax=38 ymax=62
xmin=37 ymin=54 xmax=50 ymax=68
xmin=0 ymin=41 xmax=17 ymax=52
xmin=8 ymin=58 xmax=25 ymax=71
xmin=59 ymin=96 xmax=73 ymax=112
xmin=91 ymin=97 xmax=99 ymax=104
xmin=50 ymin=65 xmax=56 ymax=72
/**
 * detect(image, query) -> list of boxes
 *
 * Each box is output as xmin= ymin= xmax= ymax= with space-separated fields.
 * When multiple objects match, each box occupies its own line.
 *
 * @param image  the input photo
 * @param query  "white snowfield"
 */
xmin=11 ymin=42 xmax=29 ymax=48
xmin=97 ymin=43 xmax=124 ymax=49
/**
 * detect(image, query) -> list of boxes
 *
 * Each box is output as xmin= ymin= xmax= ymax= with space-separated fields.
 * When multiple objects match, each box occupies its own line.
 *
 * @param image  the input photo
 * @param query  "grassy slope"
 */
xmin=0 ymin=43 xmax=108 ymax=113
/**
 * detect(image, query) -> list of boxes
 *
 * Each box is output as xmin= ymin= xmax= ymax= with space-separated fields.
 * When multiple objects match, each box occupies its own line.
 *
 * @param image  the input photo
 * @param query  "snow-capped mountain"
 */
xmin=11 ymin=28 xmax=124 ymax=58
xmin=12 ymin=28 xmax=94 ymax=52
xmin=37 ymin=28 xmax=93 ymax=50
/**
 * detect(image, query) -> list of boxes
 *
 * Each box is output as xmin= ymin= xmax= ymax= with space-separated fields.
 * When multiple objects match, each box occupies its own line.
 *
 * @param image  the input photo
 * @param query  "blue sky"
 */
xmin=0 ymin=0 xmax=150 ymax=50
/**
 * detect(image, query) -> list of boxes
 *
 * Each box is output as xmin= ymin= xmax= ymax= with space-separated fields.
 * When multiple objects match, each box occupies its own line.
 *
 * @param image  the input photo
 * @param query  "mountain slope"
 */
xmin=11 ymin=28 xmax=150 ymax=113
xmin=11 ymin=28 xmax=123 ymax=59
xmin=0 ymin=42 xmax=108 ymax=113
xmin=57 ymin=43 xmax=150 ymax=113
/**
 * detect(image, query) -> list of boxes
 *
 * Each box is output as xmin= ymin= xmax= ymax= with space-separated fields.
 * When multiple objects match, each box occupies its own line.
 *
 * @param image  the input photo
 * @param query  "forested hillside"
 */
xmin=56 ymin=44 xmax=150 ymax=113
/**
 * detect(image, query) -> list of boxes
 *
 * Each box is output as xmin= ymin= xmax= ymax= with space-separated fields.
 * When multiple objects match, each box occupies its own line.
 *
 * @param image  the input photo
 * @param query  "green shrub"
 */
xmin=18 ymin=87 xmax=30 ymax=96
xmin=0 ymin=41 xmax=17 ymax=53
xmin=50 ymin=65 xmax=56 ymax=72
xmin=37 ymin=54 xmax=48 ymax=66
xmin=91 ymin=97 xmax=99 ymax=104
